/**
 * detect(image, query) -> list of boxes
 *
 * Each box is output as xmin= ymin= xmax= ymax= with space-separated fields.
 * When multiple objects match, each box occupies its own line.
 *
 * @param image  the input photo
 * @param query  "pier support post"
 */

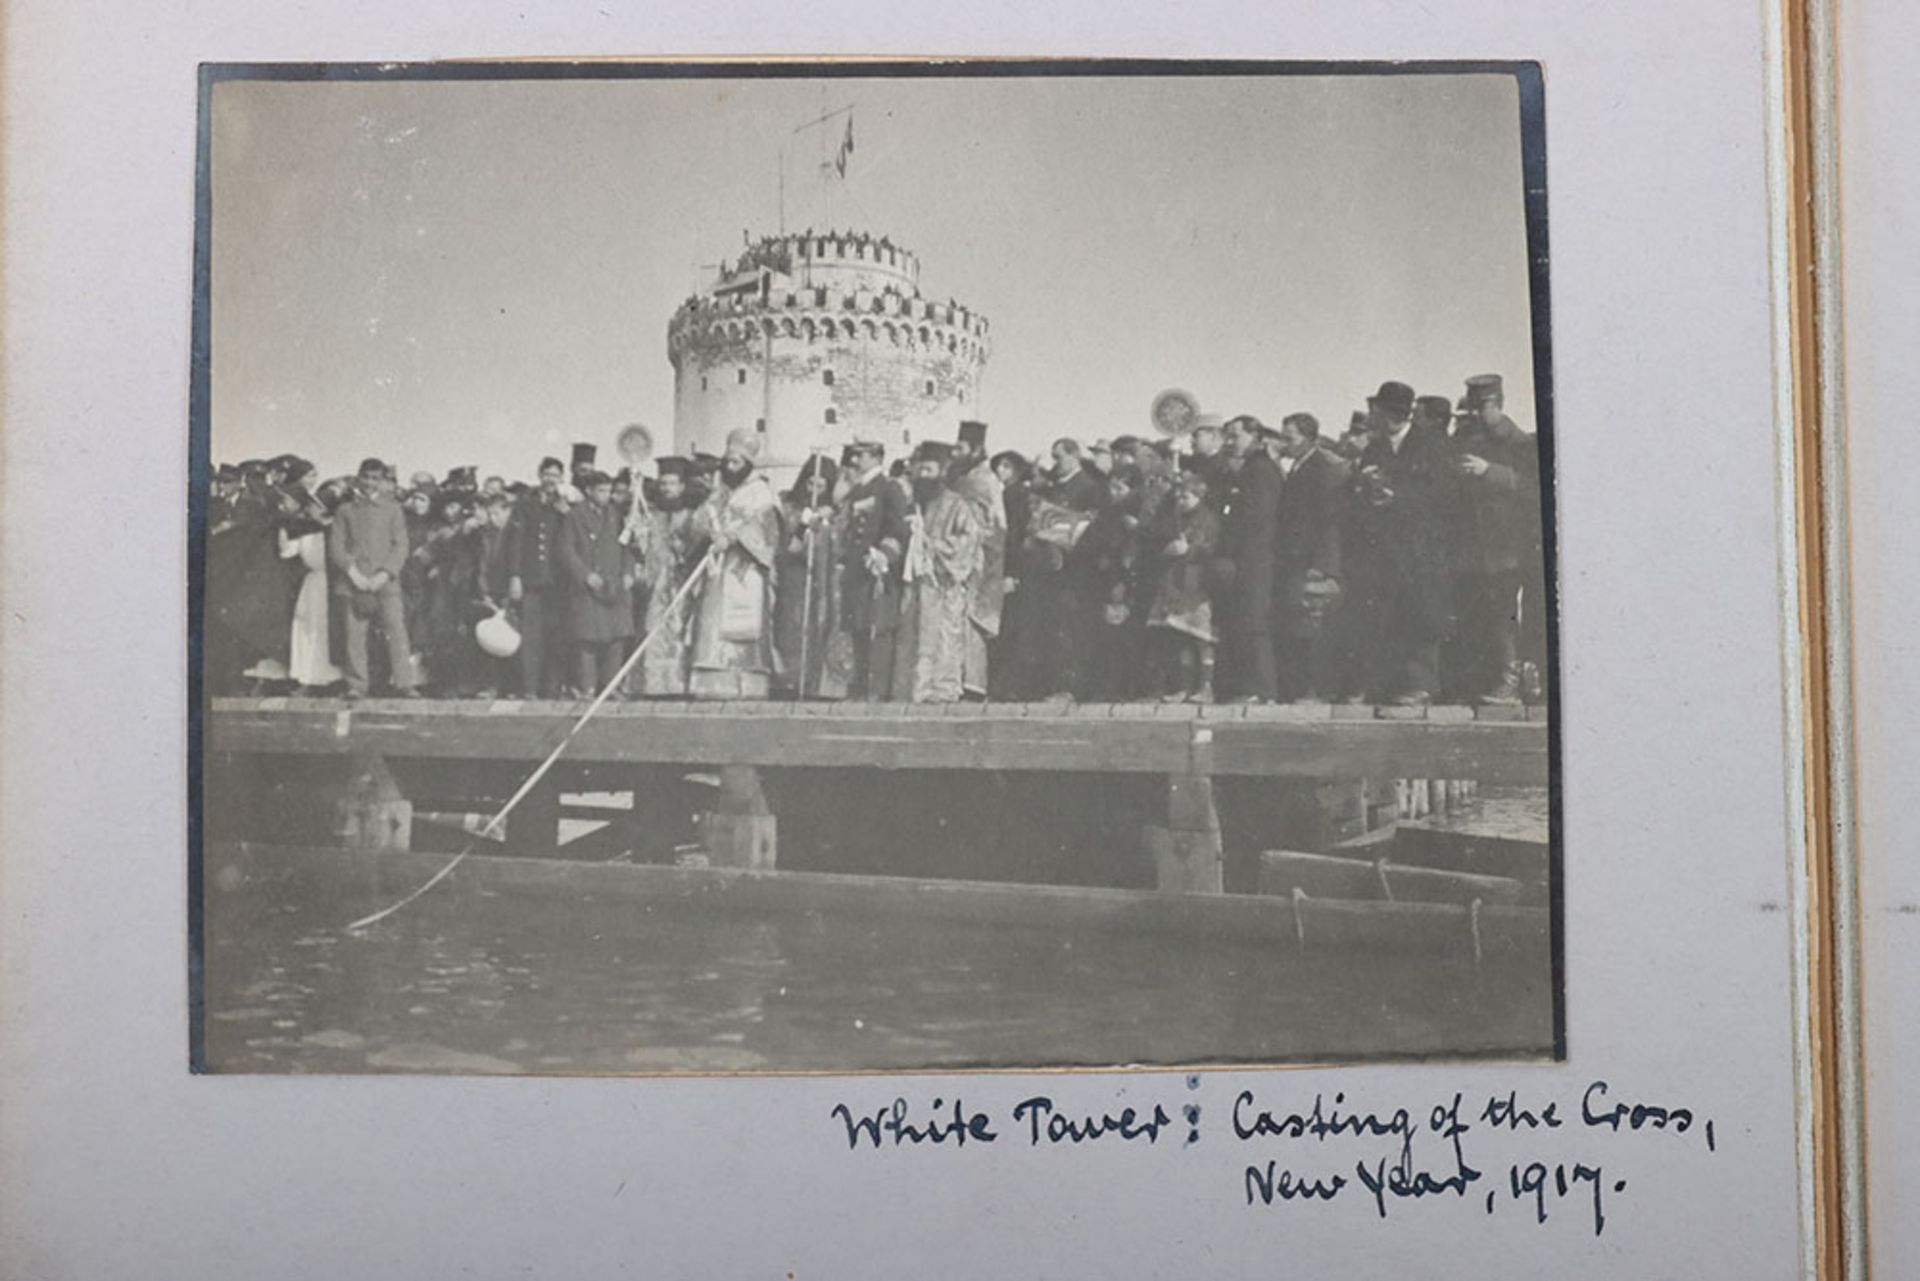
xmin=1145 ymin=772 xmax=1224 ymax=895
xmin=328 ymin=753 xmax=412 ymax=852
xmin=705 ymin=765 xmax=777 ymax=871
xmin=504 ymin=776 xmax=562 ymax=857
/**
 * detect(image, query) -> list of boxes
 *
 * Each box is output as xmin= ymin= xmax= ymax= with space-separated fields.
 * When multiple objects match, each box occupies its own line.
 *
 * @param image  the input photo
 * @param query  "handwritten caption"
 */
xmin=828 ymin=1079 xmax=1717 ymax=1236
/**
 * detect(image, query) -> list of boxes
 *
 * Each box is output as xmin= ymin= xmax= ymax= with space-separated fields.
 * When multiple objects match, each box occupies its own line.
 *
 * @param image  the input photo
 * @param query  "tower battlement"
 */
xmin=667 ymin=230 xmax=990 ymax=469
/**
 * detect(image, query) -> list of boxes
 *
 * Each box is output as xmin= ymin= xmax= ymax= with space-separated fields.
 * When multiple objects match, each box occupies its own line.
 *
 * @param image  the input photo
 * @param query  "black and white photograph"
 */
xmin=194 ymin=61 xmax=1559 ymax=1076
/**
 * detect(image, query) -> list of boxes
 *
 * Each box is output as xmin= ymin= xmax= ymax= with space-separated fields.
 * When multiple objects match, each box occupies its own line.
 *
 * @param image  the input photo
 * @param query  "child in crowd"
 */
xmin=1145 ymin=470 xmax=1219 ymax=702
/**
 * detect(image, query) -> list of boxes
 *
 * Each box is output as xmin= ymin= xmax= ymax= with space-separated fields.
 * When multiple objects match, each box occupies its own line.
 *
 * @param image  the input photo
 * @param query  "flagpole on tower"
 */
xmin=788 ymin=101 xmax=856 ymax=231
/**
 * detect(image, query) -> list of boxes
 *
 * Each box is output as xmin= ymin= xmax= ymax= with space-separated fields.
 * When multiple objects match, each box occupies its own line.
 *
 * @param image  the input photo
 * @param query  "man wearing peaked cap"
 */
xmin=327 ymin=454 xmax=418 ymax=698
xmin=503 ymin=455 xmax=572 ymax=698
xmin=840 ymin=434 xmax=910 ymax=699
xmin=1183 ymin=412 xmax=1230 ymax=493
xmin=1272 ymin=411 xmax=1352 ymax=702
xmin=1445 ymin=372 xmax=1542 ymax=705
xmin=1459 ymin=372 xmax=1504 ymax=410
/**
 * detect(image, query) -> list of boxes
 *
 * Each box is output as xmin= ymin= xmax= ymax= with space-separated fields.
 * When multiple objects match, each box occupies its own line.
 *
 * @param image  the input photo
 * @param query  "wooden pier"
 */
xmin=205 ymin=696 xmax=1551 ymax=897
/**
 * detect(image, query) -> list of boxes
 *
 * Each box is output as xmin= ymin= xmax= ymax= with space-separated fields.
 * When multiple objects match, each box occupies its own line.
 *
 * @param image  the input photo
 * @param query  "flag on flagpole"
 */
xmin=834 ymin=115 xmax=855 ymax=178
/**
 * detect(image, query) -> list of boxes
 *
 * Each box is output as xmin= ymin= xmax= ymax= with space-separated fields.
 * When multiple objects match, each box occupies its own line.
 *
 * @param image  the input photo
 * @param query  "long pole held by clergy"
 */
xmin=798 ymin=444 xmax=824 ymax=695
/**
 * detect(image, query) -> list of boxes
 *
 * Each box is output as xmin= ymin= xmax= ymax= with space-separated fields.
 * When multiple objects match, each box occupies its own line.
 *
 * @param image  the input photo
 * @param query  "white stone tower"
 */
xmin=667 ymin=231 xmax=990 ymax=471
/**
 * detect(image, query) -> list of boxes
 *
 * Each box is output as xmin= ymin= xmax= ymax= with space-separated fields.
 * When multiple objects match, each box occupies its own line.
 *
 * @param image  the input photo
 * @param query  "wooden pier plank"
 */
xmin=207 ymin=698 xmax=1548 ymax=785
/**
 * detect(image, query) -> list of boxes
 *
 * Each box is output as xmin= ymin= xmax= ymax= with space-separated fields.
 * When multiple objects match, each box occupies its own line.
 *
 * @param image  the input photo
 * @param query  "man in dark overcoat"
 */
xmin=1272 ymin=412 xmax=1352 ymax=701
xmin=839 ymin=437 xmax=910 ymax=700
xmin=503 ymin=456 xmax=571 ymax=698
xmin=559 ymin=469 xmax=636 ymax=696
xmin=1446 ymin=373 xmax=1542 ymax=704
xmin=1216 ymin=414 xmax=1284 ymax=702
xmin=1348 ymin=381 xmax=1454 ymax=705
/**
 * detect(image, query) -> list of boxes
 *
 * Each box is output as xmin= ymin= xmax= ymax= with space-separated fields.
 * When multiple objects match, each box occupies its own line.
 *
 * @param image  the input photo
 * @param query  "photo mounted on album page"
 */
xmin=192 ymin=60 xmax=1559 ymax=1077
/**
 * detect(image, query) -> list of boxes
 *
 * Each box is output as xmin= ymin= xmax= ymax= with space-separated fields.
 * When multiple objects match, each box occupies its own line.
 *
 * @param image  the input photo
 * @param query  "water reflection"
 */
xmin=202 ymin=853 xmax=1553 ymax=1075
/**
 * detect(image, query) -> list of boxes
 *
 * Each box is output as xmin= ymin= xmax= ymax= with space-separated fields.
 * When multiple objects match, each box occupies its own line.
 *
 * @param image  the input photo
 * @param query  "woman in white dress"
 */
xmin=270 ymin=463 xmax=343 ymax=691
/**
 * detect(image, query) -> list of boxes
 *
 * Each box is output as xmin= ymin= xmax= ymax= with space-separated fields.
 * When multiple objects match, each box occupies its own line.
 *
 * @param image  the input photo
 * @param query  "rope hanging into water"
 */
xmin=344 ymin=547 xmax=722 ymax=933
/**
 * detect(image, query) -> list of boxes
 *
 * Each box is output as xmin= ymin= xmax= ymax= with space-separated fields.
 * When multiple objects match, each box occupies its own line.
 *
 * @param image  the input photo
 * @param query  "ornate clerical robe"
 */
xmin=892 ymin=487 xmax=986 ymax=704
xmin=688 ymin=474 xmax=781 ymax=699
xmin=947 ymin=461 xmax=1006 ymax=698
xmin=632 ymin=503 xmax=698 ymax=696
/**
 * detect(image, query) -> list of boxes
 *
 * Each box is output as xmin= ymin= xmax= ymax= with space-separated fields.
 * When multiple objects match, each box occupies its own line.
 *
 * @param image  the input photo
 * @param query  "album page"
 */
xmin=0 ymin=1 xmax=1817 ymax=1276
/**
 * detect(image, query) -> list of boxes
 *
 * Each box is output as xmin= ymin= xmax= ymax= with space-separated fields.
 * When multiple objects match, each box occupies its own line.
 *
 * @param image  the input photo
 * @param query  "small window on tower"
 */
xmin=756 ymin=418 xmax=766 ymax=433
xmin=701 ymin=376 xmax=708 ymax=391
xmin=737 ymin=369 xmax=748 ymax=385
xmin=925 ymin=379 xmax=936 ymax=396
xmin=825 ymin=408 xmax=838 ymax=425
xmin=823 ymin=369 xmax=835 ymax=387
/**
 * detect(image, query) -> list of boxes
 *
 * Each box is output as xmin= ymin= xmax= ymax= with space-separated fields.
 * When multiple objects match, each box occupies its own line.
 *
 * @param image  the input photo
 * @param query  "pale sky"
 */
xmin=210 ymin=70 xmax=1539 ymax=477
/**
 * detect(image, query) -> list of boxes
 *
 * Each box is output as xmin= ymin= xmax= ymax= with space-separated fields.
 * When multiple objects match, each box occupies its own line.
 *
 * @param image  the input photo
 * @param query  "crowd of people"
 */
xmin=204 ymin=374 xmax=1547 ymax=709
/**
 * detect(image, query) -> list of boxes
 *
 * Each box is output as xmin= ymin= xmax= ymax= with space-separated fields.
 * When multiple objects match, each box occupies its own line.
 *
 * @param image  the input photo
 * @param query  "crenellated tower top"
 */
xmin=666 ymin=229 xmax=989 ymax=470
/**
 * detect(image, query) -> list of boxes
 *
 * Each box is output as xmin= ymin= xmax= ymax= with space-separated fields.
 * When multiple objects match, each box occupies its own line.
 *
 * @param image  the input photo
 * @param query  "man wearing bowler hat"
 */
xmin=1348 ymin=380 xmax=1454 ymax=706
xmin=1272 ymin=412 xmax=1352 ymax=701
